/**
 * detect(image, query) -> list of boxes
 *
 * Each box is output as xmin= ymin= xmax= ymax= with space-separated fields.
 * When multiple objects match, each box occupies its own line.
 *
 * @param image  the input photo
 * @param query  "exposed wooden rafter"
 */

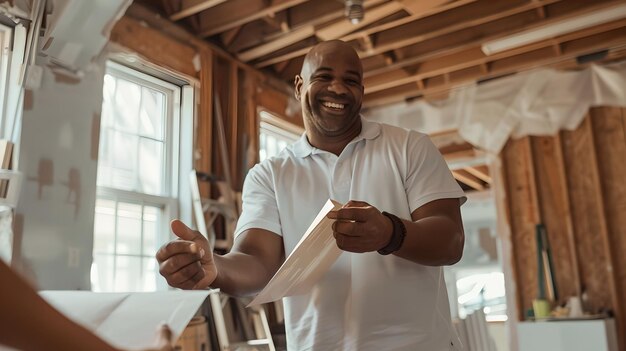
xmin=170 ymin=0 xmax=228 ymax=21
xmin=153 ymin=0 xmax=626 ymax=110
xmin=198 ymin=0 xmax=309 ymax=38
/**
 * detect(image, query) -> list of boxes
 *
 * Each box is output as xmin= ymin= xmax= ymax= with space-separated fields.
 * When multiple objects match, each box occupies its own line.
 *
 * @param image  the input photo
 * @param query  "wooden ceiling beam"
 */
xmin=255 ymin=0 xmax=473 ymax=67
xmin=237 ymin=0 xmax=387 ymax=64
xmin=452 ymin=170 xmax=485 ymax=191
xmin=198 ymin=0 xmax=309 ymax=38
xmin=238 ymin=25 xmax=315 ymax=61
xmin=223 ymin=0 xmax=347 ymax=55
xmin=367 ymin=0 xmax=560 ymax=60
xmin=465 ymin=166 xmax=492 ymax=184
xmin=365 ymin=15 xmax=626 ymax=94
xmin=170 ymin=0 xmax=228 ymax=21
xmin=220 ymin=26 xmax=243 ymax=47
xmin=315 ymin=2 xmax=406 ymax=41
xmin=398 ymin=0 xmax=454 ymax=16
xmin=363 ymin=23 xmax=626 ymax=107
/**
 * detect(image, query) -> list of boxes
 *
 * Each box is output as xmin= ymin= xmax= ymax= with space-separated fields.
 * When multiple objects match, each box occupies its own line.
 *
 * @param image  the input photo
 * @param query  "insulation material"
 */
xmin=363 ymin=61 xmax=626 ymax=153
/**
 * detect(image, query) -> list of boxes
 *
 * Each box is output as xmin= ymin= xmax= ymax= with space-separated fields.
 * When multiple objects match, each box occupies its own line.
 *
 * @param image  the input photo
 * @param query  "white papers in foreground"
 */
xmin=40 ymin=290 xmax=211 ymax=350
xmin=248 ymin=199 xmax=342 ymax=307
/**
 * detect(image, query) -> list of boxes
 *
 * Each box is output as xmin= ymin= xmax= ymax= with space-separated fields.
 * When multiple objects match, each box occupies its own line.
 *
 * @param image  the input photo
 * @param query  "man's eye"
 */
xmin=346 ymin=79 xmax=360 ymax=85
xmin=315 ymin=75 xmax=331 ymax=80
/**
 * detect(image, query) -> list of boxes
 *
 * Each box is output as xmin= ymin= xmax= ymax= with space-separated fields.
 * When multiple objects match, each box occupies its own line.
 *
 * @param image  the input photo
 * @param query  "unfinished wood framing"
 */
xmin=197 ymin=49 xmax=214 ymax=197
xmin=502 ymin=136 xmax=541 ymax=319
xmin=501 ymin=108 xmax=626 ymax=349
xmin=110 ymin=17 xmax=197 ymax=78
xmin=148 ymin=0 xmax=626 ymax=107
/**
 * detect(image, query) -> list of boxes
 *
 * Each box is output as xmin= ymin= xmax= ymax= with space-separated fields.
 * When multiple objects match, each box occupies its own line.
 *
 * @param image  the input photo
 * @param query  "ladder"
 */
xmin=191 ymin=170 xmax=276 ymax=351
xmin=208 ymin=291 xmax=276 ymax=351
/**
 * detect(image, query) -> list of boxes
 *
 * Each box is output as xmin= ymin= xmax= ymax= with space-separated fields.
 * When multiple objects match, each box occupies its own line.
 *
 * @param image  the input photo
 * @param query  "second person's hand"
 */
xmin=156 ymin=220 xmax=217 ymax=290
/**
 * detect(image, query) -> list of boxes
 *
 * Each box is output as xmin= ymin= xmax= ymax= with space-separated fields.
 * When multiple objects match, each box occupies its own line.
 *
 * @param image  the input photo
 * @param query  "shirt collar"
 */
xmin=292 ymin=116 xmax=381 ymax=158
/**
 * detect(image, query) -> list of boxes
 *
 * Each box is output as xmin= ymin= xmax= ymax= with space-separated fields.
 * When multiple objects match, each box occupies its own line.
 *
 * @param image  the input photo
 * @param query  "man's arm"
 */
xmin=395 ymin=198 xmax=464 ymax=265
xmin=157 ymin=220 xmax=284 ymax=296
xmin=212 ymin=228 xmax=284 ymax=296
xmin=327 ymin=198 xmax=464 ymax=266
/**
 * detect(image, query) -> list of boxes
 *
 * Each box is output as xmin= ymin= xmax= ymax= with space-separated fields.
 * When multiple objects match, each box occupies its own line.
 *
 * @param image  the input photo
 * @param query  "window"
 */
xmin=91 ymin=61 xmax=191 ymax=292
xmin=258 ymin=110 xmax=301 ymax=161
xmin=0 ymin=21 xmax=26 ymax=142
xmin=445 ymin=193 xmax=508 ymax=322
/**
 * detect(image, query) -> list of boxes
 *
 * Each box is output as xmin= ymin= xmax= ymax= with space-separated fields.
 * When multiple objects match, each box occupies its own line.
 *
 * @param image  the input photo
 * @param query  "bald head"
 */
xmin=300 ymin=40 xmax=363 ymax=79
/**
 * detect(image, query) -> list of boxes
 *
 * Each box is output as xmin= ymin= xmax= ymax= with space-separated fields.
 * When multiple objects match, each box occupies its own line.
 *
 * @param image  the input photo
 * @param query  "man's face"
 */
xmin=295 ymin=43 xmax=364 ymax=138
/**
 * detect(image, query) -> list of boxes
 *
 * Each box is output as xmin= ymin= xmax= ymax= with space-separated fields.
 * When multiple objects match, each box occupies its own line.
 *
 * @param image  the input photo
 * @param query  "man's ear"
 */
xmin=294 ymin=75 xmax=303 ymax=101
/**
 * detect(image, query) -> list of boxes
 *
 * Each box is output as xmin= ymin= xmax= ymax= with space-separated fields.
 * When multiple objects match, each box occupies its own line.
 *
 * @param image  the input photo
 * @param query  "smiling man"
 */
xmin=157 ymin=40 xmax=466 ymax=351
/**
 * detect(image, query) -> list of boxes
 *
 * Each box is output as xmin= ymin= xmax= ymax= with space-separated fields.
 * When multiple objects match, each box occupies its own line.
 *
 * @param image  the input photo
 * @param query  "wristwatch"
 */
xmin=378 ymin=211 xmax=406 ymax=255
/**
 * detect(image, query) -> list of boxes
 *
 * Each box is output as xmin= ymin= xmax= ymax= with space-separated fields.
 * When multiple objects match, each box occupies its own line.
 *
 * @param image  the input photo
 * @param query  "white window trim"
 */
xmin=0 ymin=21 xmax=26 ymax=146
xmin=94 ymin=61 xmax=194 ymax=291
xmin=104 ymin=60 xmax=182 ymax=201
xmin=259 ymin=109 xmax=304 ymax=138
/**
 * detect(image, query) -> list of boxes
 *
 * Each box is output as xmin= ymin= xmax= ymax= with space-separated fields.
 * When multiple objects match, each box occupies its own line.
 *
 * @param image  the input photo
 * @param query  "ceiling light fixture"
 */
xmin=481 ymin=3 xmax=626 ymax=55
xmin=345 ymin=0 xmax=364 ymax=25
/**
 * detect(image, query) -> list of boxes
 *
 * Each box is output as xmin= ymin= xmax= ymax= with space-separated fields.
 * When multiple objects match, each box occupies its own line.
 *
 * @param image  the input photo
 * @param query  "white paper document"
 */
xmin=248 ymin=199 xmax=343 ymax=307
xmin=40 ymin=290 xmax=212 ymax=350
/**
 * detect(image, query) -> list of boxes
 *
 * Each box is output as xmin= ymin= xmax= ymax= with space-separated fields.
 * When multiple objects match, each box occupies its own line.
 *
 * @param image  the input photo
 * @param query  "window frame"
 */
xmin=258 ymin=110 xmax=302 ymax=161
xmin=92 ymin=60 xmax=191 ymax=292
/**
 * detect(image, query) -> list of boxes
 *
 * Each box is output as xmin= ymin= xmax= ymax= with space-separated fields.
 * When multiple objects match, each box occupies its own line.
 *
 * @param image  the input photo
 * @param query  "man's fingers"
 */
xmin=159 ymin=253 xmax=201 ymax=275
xmin=165 ymin=261 xmax=205 ymax=286
xmin=327 ymin=207 xmax=370 ymax=222
xmin=156 ymin=241 xmax=203 ymax=262
xmin=332 ymin=221 xmax=360 ymax=237
xmin=171 ymin=219 xmax=202 ymax=241
xmin=335 ymin=234 xmax=367 ymax=253
xmin=344 ymin=200 xmax=370 ymax=208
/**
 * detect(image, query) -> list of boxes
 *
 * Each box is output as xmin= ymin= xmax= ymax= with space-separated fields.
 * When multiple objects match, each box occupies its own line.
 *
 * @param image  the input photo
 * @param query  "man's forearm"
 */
xmin=211 ymin=252 xmax=275 ymax=296
xmin=393 ymin=215 xmax=464 ymax=266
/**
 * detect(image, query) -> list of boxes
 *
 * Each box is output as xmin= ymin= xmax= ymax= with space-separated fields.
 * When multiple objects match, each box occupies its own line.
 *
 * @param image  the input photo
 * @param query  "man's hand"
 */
xmin=156 ymin=220 xmax=217 ymax=290
xmin=327 ymin=200 xmax=393 ymax=253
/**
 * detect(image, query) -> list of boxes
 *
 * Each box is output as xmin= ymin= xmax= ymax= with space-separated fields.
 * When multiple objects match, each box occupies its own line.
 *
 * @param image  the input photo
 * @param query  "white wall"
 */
xmin=13 ymin=63 xmax=105 ymax=290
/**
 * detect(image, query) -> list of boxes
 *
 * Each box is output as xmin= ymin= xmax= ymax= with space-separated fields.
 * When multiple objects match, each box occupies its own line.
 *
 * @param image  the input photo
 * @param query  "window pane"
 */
xmin=139 ymin=87 xmax=165 ymax=140
xmin=138 ymin=138 xmax=164 ymax=195
xmin=102 ymin=75 xmax=116 ymax=129
xmin=114 ymin=78 xmax=140 ymax=133
xmin=91 ymin=253 xmax=114 ymax=292
xmin=143 ymin=206 xmax=159 ymax=255
xmin=114 ymin=256 xmax=142 ymax=292
xmin=143 ymin=258 xmax=158 ymax=292
xmin=456 ymin=272 xmax=506 ymax=320
xmin=116 ymin=203 xmax=142 ymax=255
xmin=267 ymin=135 xmax=277 ymax=158
xmin=93 ymin=199 xmax=116 ymax=254
xmin=94 ymin=63 xmax=181 ymax=293
xmin=259 ymin=133 xmax=267 ymax=162
xmin=111 ymin=131 xmax=138 ymax=190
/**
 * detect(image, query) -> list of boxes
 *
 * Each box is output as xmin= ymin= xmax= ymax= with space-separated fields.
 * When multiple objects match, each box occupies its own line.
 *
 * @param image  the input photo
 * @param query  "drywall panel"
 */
xmin=14 ymin=62 xmax=104 ymax=290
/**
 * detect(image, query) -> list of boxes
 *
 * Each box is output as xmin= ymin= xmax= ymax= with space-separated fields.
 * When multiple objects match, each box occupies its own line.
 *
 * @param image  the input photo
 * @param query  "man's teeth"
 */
xmin=322 ymin=102 xmax=345 ymax=110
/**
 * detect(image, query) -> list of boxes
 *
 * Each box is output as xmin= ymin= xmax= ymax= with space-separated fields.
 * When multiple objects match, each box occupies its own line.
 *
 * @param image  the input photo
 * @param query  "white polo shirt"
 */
xmin=235 ymin=118 xmax=466 ymax=351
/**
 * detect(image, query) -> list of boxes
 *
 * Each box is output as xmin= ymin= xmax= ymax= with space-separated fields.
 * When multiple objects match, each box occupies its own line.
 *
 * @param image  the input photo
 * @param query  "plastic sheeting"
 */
xmin=363 ymin=60 xmax=626 ymax=154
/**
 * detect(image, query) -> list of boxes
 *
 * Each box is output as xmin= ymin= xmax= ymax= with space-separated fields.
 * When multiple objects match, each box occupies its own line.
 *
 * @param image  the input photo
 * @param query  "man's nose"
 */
xmin=327 ymin=79 xmax=348 ymax=95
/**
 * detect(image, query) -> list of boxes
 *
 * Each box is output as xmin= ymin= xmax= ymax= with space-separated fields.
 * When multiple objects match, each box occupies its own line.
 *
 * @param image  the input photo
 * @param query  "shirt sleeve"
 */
xmin=234 ymin=163 xmax=283 ymax=238
xmin=405 ymin=132 xmax=467 ymax=213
